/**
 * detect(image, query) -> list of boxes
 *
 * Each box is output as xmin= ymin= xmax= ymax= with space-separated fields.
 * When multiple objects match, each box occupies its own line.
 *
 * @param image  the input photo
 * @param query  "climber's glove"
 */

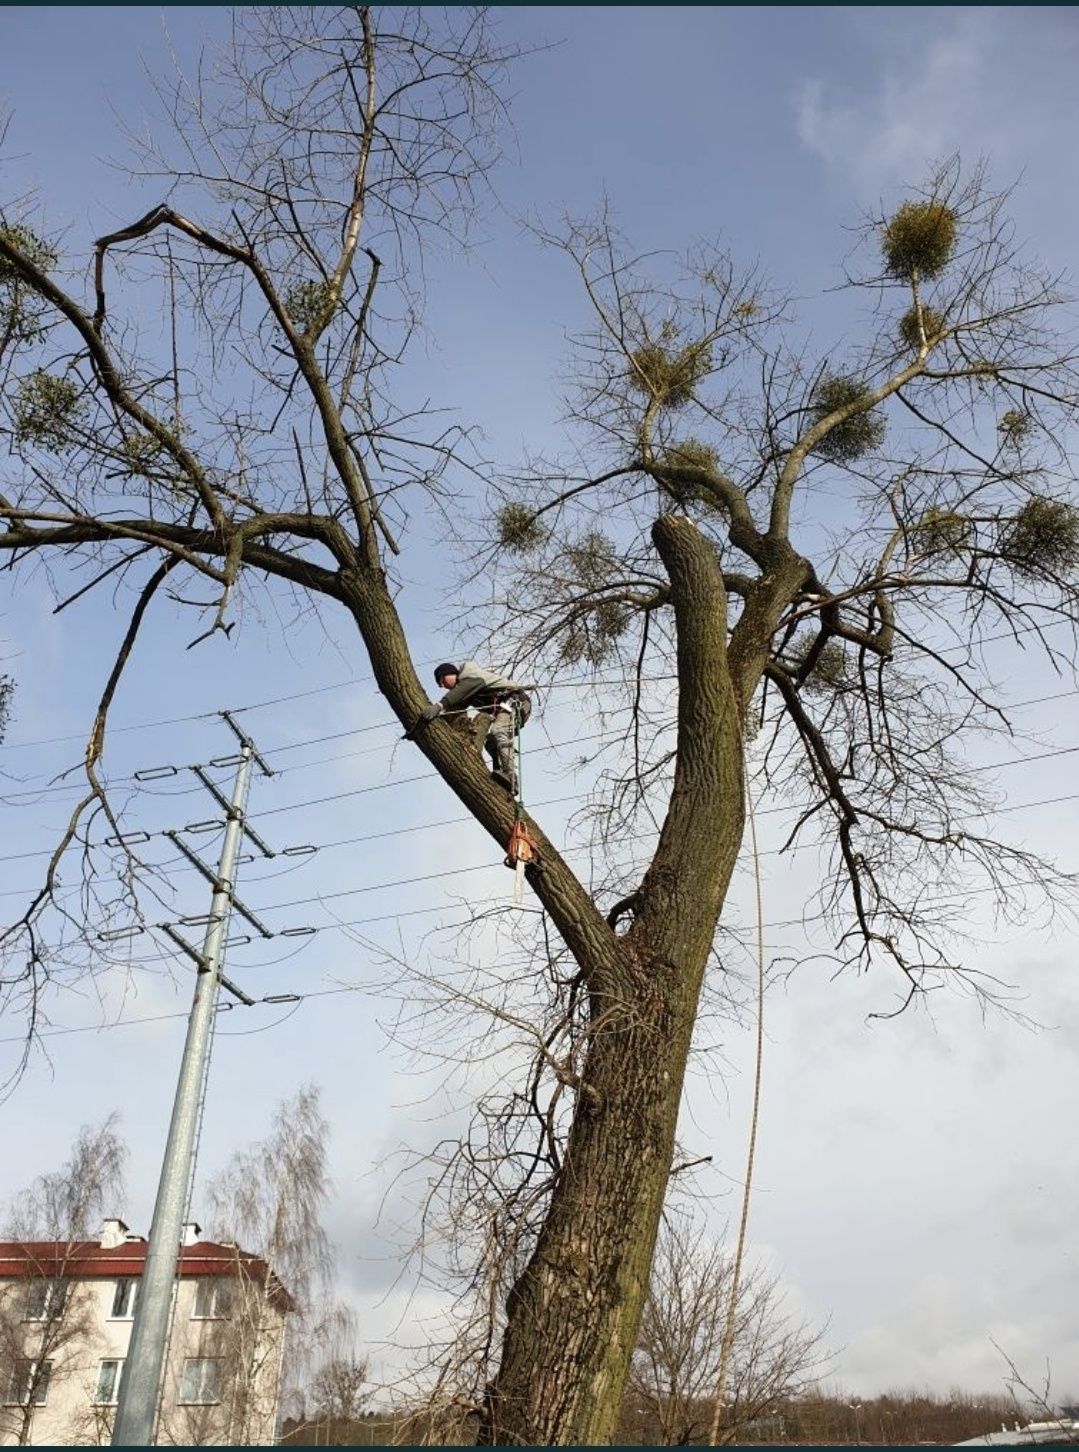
xmin=402 ymin=702 xmax=442 ymax=740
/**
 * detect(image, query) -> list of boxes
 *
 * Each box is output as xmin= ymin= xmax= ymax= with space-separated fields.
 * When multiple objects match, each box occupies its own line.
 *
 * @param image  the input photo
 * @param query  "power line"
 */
xmin=0 ymin=697 xmax=608 ymax=803
xmin=5 ymin=663 xmax=1079 ymax=814
xmin=3 ymin=610 xmax=1076 ymax=756
xmin=7 ymin=671 xmax=1079 ymax=813
xmin=0 ymin=712 xmax=627 ymax=860
xmin=0 ymin=1008 xmax=195 ymax=1044
xmin=0 ymin=981 xmax=375 ymax=1046
xmin=253 ymin=860 xmax=503 ymax=915
xmin=5 ymin=846 xmax=1064 ymax=1049
xmin=0 ymin=676 xmax=375 ymax=754
xmin=245 ymin=735 xmax=1079 ymax=828
xmin=9 ymin=758 xmax=1077 ymax=998
xmin=5 ymin=730 xmax=1079 ymax=897
xmin=225 ymin=777 xmax=1079 ymax=920
xmin=0 ymin=715 xmax=406 ymax=803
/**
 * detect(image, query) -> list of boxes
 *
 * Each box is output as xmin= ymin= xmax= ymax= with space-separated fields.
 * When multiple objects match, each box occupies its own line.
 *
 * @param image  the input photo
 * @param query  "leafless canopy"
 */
xmin=629 ymin=1211 xmax=829 ymax=1446
xmin=3 ymin=8 xmax=1079 ymax=1442
xmin=486 ymin=162 xmax=1079 ymax=1007
xmin=0 ymin=6 xmax=515 ymax=1056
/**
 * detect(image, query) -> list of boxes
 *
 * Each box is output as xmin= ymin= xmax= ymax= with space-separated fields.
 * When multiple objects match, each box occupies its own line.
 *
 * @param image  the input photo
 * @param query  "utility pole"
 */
xmin=112 ymin=715 xmax=273 ymax=1447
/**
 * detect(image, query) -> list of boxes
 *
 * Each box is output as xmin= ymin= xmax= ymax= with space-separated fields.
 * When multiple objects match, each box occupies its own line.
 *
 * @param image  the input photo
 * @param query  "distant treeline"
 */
xmin=283 ymin=1386 xmax=1047 ymax=1446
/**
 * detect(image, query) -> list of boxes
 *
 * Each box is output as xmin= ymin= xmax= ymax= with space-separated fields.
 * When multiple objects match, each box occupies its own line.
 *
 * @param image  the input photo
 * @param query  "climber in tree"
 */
xmin=410 ymin=660 xmax=532 ymax=795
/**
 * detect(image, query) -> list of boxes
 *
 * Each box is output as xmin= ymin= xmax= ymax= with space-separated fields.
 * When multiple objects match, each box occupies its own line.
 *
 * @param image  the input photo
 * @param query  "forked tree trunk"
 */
xmin=339 ymin=516 xmax=755 ymax=1445
xmin=477 ymin=516 xmax=747 ymax=1445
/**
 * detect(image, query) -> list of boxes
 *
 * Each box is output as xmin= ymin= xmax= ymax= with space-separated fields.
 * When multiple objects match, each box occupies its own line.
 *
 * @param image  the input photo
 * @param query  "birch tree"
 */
xmin=0 ymin=1118 xmax=126 ymax=1445
xmin=201 ymin=1085 xmax=342 ymax=1441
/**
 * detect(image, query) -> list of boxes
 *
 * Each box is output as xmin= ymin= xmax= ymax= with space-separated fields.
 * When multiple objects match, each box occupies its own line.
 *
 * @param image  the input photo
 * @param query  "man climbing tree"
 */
xmin=409 ymin=660 xmax=533 ymax=795
xmin=2 ymin=9 xmax=1079 ymax=1445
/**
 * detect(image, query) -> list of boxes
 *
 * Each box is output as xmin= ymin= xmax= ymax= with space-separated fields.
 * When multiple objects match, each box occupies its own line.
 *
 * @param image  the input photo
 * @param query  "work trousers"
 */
xmin=473 ymin=695 xmax=531 ymax=788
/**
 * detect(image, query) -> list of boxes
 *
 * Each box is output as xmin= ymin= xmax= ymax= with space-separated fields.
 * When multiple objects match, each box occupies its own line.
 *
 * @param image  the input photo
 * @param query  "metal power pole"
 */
xmin=113 ymin=720 xmax=271 ymax=1447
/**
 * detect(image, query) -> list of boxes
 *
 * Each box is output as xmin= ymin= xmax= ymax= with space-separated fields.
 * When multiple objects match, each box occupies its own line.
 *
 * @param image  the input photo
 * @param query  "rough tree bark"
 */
xmin=476 ymin=516 xmax=746 ymax=1442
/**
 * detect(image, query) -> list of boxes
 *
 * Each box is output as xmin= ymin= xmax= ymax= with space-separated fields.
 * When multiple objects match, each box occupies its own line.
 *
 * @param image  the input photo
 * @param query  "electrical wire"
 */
xmin=11 ymin=708 xmax=1076 ymax=881
xmin=3 ymin=842 xmax=1063 ymax=1050
xmin=2 ymin=607 xmax=1075 ymax=756
xmin=4 ymin=668 xmax=1078 ymax=825
xmin=4 ymin=654 xmax=1079 ymax=1049
xmin=5 ymin=765 xmax=1079 ymax=913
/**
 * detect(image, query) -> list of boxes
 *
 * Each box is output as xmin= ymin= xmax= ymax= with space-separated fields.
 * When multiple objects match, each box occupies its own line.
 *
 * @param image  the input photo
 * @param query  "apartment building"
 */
xmin=0 ymin=1218 xmax=291 ymax=1446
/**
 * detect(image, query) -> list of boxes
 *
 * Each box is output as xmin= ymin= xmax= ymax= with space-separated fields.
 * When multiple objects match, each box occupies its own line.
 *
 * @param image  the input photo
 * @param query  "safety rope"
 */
xmin=514 ymin=703 xmax=525 ymax=816
xmin=709 ymin=737 xmax=766 ymax=1447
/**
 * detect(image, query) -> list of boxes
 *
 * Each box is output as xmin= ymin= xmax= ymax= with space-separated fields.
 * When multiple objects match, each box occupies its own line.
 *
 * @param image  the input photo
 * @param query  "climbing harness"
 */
xmin=402 ymin=678 xmax=539 ymax=900
xmin=503 ymin=700 xmax=539 ymax=901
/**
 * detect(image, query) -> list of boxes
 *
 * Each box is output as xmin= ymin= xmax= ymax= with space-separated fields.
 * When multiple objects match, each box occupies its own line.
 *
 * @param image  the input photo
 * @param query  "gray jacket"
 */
xmin=438 ymin=659 xmax=527 ymax=714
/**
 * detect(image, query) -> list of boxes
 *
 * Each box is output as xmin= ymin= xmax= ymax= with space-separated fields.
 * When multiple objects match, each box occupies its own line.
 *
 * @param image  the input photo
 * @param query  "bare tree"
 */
xmin=991 ymin=1341 xmax=1079 ymax=1441
xmin=2 ymin=8 xmax=1079 ymax=1442
xmin=312 ymin=1354 xmax=370 ymax=1423
xmin=626 ymin=1213 xmax=827 ymax=1446
xmin=0 ymin=1117 xmax=126 ymax=1445
xmin=299 ymin=1354 xmax=372 ymax=1445
xmin=200 ymin=1084 xmax=342 ymax=1442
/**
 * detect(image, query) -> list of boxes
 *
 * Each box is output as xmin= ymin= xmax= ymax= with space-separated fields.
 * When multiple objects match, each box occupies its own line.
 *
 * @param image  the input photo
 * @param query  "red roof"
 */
xmin=0 ymin=1239 xmax=293 ymax=1310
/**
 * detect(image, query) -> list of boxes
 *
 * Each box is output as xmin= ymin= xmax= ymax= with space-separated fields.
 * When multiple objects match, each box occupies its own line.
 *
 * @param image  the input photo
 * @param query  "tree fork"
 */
xmin=478 ymin=516 xmax=747 ymax=1445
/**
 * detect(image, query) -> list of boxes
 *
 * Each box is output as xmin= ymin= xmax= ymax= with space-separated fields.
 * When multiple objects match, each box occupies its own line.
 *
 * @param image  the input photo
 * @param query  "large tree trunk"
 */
xmin=476 ymin=934 xmax=732 ymax=1445
xmin=478 ymin=517 xmax=746 ymax=1445
xmin=335 ymin=518 xmax=754 ymax=1446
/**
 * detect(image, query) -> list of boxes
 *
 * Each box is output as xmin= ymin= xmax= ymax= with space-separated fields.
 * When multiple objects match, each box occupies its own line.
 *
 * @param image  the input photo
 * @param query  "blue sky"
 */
xmin=2 ymin=5 xmax=1079 ymax=1403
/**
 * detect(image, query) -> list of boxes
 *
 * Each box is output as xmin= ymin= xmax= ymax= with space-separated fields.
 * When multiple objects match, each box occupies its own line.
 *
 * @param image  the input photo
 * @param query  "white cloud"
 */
xmin=797 ymin=24 xmax=982 ymax=188
xmin=842 ymin=1268 xmax=1079 ymax=1397
xmin=794 ymin=11 xmax=1075 ymax=197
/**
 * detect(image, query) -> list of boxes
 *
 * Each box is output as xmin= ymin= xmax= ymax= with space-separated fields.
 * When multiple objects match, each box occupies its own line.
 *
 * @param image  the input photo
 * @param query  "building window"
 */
xmin=178 ymin=1358 xmax=221 ymax=1405
xmin=192 ymin=1277 xmax=233 ymax=1320
xmin=24 ymin=1278 xmax=68 ymax=1321
xmin=110 ymin=1278 xmax=137 ymax=1318
xmin=94 ymin=1359 xmax=124 ymax=1406
xmin=4 ymin=1359 xmax=51 ymax=1407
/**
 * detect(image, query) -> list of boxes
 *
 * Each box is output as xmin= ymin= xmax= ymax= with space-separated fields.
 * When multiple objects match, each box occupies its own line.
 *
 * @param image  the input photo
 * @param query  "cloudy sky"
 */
xmin=1 ymin=5 xmax=1078 ymax=1404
